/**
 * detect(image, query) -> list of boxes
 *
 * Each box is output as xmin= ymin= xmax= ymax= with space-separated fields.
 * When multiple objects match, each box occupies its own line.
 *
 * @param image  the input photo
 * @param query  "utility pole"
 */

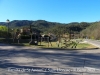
xmin=6 ymin=19 xmax=10 ymax=43
xmin=69 ymin=28 xmax=71 ymax=40
xmin=29 ymin=25 xmax=33 ymax=45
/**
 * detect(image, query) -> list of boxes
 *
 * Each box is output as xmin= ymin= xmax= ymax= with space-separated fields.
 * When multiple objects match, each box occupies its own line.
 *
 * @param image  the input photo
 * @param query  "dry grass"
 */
xmin=37 ymin=42 xmax=98 ymax=49
xmin=6 ymin=41 xmax=98 ymax=49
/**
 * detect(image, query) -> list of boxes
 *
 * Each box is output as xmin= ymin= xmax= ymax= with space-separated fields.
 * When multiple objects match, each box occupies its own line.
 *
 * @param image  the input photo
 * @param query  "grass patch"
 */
xmin=10 ymin=43 xmax=30 ymax=46
xmin=76 ymin=43 xmax=97 ymax=49
xmin=37 ymin=42 xmax=58 ymax=48
xmin=8 ymin=41 xmax=98 ymax=49
xmin=0 ymin=38 xmax=98 ymax=49
xmin=36 ymin=42 xmax=98 ymax=49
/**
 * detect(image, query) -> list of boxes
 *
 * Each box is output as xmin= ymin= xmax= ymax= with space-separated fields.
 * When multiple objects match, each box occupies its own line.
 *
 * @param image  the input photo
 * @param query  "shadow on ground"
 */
xmin=0 ymin=44 xmax=100 ymax=75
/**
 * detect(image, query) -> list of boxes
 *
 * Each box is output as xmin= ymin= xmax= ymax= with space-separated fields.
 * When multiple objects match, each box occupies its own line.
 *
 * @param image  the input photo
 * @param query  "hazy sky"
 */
xmin=0 ymin=0 xmax=100 ymax=23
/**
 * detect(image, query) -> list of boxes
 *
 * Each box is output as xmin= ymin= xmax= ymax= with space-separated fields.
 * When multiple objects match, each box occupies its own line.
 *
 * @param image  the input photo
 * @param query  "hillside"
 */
xmin=0 ymin=20 xmax=64 ymax=28
xmin=0 ymin=20 xmax=91 ymax=33
xmin=81 ymin=22 xmax=100 ymax=39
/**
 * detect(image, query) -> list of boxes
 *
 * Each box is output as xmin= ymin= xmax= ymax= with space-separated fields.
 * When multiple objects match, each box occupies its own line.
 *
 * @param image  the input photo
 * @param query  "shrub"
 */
xmin=20 ymin=35 xmax=30 ymax=39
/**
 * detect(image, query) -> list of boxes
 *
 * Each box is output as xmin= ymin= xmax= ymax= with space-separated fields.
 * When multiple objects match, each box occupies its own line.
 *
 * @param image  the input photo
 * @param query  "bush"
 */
xmin=20 ymin=35 xmax=30 ymax=39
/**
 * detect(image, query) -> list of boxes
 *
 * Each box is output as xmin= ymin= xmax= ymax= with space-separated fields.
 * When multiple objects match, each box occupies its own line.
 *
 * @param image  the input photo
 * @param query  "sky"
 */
xmin=0 ymin=0 xmax=100 ymax=23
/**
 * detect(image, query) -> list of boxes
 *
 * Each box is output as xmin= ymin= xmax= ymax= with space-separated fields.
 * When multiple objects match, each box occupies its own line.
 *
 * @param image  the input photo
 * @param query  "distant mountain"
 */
xmin=0 ymin=20 xmax=65 ymax=28
xmin=0 ymin=20 xmax=91 ymax=33
xmin=0 ymin=22 xmax=6 ymax=26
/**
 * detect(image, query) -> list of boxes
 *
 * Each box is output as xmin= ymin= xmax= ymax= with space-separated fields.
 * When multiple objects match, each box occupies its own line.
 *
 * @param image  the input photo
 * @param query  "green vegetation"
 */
xmin=0 ymin=20 xmax=92 ymax=43
xmin=76 ymin=43 xmax=97 ymax=49
xmin=0 ymin=26 xmax=8 ymax=37
xmin=81 ymin=22 xmax=100 ymax=40
xmin=37 ymin=41 xmax=97 ymax=49
xmin=19 ymin=42 xmax=97 ymax=49
xmin=0 ymin=20 xmax=100 ymax=49
xmin=0 ymin=20 xmax=91 ymax=34
xmin=0 ymin=38 xmax=97 ymax=49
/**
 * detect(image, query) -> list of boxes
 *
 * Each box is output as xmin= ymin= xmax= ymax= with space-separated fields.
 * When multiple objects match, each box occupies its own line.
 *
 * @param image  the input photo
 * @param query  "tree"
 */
xmin=0 ymin=25 xmax=8 ymax=37
xmin=80 ymin=22 xmax=100 ymax=39
xmin=48 ymin=25 xmax=67 ymax=42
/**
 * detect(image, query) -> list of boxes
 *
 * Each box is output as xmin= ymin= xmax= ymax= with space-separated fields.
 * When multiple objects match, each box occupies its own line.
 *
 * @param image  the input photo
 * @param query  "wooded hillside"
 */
xmin=0 ymin=20 xmax=91 ymax=33
xmin=81 ymin=22 xmax=100 ymax=39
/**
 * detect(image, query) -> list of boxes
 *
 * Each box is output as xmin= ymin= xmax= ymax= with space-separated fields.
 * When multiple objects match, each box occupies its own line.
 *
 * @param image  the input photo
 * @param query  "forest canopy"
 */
xmin=0 ymin=20 xmax=100 ymax=39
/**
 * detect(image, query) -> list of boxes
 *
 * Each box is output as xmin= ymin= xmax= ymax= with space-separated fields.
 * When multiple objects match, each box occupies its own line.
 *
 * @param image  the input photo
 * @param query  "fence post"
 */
xmin=48 ymin=37 xmax=49 ymax=47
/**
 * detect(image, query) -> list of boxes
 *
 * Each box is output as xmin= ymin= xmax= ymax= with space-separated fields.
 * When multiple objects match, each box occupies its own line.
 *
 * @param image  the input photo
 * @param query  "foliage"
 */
xmin=0 ymin=25 xmax=8 ymax=37
xmin=0 ymin=20 xmax=91 ymax=33
xmin=0 ymin=25 xmax=7 ymax=31
xmin=48 ymin=25 xmax=66 ymax=37
xmin=20 ymin=35 xmax=30 ymax=39
xmin=80 ymin=22 xmax=100 ymax=39
xmin=0 ymin=20 xmax=92 ymax=39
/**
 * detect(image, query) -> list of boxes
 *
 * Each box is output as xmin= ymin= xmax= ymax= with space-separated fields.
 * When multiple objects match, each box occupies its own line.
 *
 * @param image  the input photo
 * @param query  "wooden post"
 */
xmin=18 ymin=39 xmax=19 ymax=44
xmin=48 ymin=37 xmax=49 ymax=47
xmin=40 ymin=37 xmax=42 ymax=45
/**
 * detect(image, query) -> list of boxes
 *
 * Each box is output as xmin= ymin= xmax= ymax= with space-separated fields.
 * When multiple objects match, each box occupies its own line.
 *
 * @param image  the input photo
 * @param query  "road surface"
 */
xmin=0 ymin=43 xmax=100 ymax=75
xmin=84 ymin=39 xmax=100 ymax=48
